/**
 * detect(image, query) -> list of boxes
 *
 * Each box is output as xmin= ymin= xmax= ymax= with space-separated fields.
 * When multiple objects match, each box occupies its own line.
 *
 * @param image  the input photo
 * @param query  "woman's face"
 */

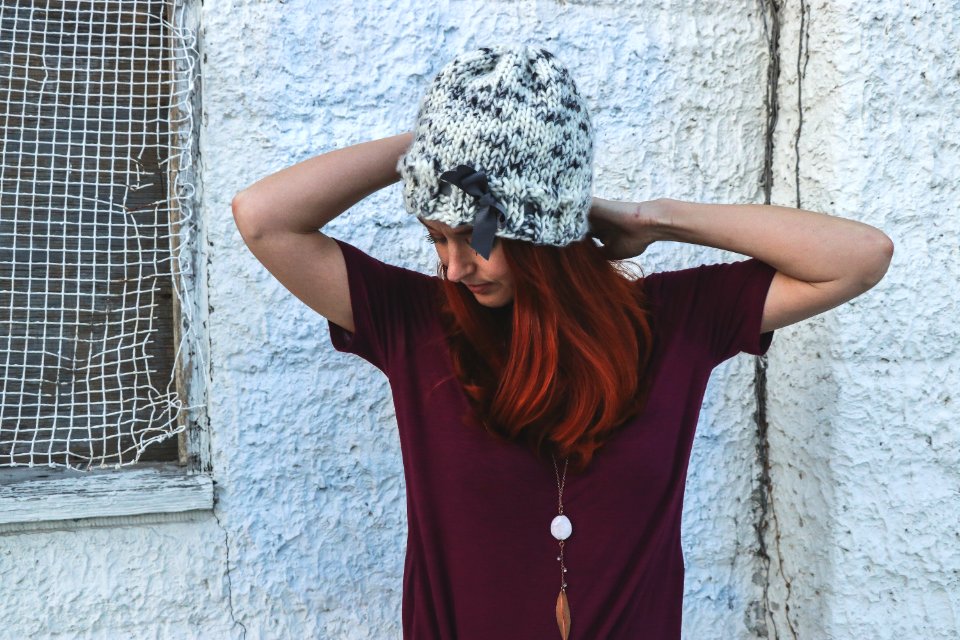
xmin=419 ymin=218 xmax=515 ymax=307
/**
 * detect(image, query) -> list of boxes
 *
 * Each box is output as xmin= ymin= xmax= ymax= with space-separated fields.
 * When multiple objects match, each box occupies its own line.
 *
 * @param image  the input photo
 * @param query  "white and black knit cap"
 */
xmin=396 ymin=44 xmax=594 ymax=259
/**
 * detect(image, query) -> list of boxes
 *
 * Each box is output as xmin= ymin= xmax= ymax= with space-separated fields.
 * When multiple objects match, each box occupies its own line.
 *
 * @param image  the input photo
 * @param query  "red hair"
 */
xmin=435 ymin=237 xmax=656 ymax=474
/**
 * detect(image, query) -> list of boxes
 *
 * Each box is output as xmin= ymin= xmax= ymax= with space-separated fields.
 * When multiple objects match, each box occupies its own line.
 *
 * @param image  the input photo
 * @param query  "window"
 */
xmin=0 ymin=1 xmax=210 ymax=527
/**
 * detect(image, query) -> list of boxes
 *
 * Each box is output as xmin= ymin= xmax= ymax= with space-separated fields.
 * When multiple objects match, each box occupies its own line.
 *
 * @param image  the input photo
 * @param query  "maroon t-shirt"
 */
xmin=327 ymin=238 xmax=777 ymax=639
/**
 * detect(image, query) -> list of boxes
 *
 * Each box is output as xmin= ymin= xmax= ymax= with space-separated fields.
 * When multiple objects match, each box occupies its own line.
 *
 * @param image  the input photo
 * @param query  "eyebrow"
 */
xmin=421 ymin=221 xmax=473 ymax=236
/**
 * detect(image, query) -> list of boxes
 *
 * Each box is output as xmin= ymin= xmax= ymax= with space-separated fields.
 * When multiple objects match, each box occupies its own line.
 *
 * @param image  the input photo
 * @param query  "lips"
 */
xmin=465 ymin=283 xmax=492 ymax=294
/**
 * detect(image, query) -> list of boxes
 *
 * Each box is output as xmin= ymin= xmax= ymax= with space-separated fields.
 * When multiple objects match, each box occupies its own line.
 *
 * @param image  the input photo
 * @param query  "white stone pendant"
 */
xmin=551 ymin=514 xmax=572 ymax=540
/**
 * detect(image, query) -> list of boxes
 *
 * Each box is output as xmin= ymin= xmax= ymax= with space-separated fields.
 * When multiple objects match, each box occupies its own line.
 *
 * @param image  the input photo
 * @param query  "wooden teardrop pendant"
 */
xmin=556 ymin=588 xmax=571 ymax=640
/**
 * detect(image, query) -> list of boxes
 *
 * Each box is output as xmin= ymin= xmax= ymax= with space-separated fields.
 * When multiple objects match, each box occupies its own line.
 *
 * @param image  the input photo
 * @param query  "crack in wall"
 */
xmin=770 ymin=5 xmax=809 ymax=636
xmin=755 ymin=0 xmax=812 ymax=638
xmin=793 ymin=0 xmax=811 ymax=210
xmin=750 ymin=354 xmax=774 ymax=640
xmin=755 ymin=1 xmax=795 ymax=639
xmin=213 ymin=491 xmax=248 ymax=639
xmin=755 ymin=0 xmax=779 ymax=634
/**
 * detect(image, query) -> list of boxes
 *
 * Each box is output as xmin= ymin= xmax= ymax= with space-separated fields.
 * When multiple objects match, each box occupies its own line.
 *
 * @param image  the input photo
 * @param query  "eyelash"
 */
xmin=425 ymin=233 xmax=488 ymax=247
xmin=425 ymin=233 xmax=470 ymax=244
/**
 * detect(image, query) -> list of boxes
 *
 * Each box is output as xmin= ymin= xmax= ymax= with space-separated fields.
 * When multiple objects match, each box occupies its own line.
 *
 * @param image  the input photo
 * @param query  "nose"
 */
xmin=444 ymin=240 xmax=476 ymax=283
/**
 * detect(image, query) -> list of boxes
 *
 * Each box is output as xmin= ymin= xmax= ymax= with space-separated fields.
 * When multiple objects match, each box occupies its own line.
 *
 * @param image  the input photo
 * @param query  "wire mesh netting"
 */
xmin=0 ymin=0 xmax=202 ymax=469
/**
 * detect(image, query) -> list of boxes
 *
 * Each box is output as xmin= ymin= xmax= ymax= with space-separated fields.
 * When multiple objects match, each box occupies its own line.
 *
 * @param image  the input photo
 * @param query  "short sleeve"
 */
xmin=327 ymin=238 xmax=437 ymax=374
xmin=646 ymin=258 xmax=777 ymax=366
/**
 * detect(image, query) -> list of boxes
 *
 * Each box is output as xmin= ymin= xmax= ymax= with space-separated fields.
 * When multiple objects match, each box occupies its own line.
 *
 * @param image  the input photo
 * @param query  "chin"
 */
xmin=474 ymin=294 xmax=514 ymax=308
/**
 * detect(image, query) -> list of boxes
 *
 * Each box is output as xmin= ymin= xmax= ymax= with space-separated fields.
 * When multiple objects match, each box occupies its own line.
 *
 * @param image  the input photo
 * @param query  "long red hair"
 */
xmin=435 ymin=236 xmax=657 ymax=474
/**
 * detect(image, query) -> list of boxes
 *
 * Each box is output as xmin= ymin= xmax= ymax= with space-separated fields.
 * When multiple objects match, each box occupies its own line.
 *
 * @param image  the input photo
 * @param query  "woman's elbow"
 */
xmin=860 ymin=231 xmax=895 ymax=289
xmin=231 ymin=189 xmax=265 ymax=240
xmin=231 ymin=188 xmax=252 ymax=221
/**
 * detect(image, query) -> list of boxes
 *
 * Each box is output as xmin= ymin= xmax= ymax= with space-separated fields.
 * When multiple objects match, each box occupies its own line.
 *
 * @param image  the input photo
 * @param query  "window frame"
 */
xmin=0 ymin=0 xmax=212 ymax=529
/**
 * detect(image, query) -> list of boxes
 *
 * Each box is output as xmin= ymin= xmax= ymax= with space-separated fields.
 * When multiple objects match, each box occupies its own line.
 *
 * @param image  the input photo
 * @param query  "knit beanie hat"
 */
xmin=396 ymin=44 xmax=594 ymax=259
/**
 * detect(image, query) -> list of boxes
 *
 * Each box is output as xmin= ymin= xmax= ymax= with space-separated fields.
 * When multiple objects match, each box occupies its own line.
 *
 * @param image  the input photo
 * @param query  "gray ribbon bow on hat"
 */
xmin=438 ymin=165 xmax=507 ymax=260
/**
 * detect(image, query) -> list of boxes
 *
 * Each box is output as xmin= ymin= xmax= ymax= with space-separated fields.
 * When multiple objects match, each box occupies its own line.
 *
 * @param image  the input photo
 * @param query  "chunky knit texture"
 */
xmin=397 ymin=44 xmax=594 ymax=247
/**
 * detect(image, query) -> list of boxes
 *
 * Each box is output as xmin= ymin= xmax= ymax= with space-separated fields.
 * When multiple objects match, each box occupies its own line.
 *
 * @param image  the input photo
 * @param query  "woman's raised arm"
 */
xmin=588 ymin=197 xmax=895 ymax=334
xmin=230 ymin=132 xmax=413 ymax=332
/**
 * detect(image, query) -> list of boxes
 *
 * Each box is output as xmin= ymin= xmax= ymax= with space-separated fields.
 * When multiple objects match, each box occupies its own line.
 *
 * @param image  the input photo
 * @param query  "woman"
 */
xmin=232 ymin=45 xmax=892 ymax=640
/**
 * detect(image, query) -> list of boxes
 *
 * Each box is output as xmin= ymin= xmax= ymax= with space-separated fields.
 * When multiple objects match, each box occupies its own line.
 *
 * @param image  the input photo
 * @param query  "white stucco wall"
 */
xmin=762 ymin=2 xmax=960 ymax=638
xmin=1 ymin=1 xmax=956 ymax=638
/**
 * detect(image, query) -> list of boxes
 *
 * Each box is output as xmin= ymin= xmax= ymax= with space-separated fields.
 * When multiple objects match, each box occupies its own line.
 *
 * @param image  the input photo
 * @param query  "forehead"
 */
xmin=417 ymin=217 xmax=473 ymax=235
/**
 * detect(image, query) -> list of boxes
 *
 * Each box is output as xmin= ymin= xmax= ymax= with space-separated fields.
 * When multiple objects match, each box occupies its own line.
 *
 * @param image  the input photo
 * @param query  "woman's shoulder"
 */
xmin=333 ymin=237 xmax=439 ymax=290
xmin=637 ymin=258 xmax=777 ymax=363
xmin=639 ymin=258 xmax=771 ymax=298
xmin=635 ymin=258 xmax=767 ymax=328
xmin=326 ymin=237 xmax=445 ymax=371
xmin=636 ymin=263 xmax=692 ymax=303
xmin=330 ymin=236 xmax=445 ymax=331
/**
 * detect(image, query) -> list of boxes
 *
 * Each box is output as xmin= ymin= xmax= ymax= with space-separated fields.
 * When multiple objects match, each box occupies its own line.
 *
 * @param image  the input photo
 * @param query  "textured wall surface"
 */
xmin=763 ymin=1 xmax=960 ymax=638
xmin=2 ymin=1 xmax=955 ymax=638
xmin=0 ymin=517 xmax=236 ymax=638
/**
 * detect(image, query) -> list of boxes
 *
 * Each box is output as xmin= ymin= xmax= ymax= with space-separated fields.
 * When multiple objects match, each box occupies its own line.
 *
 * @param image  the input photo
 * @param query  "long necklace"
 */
xmin=551 ymin=452 xmax=573 ymax=640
